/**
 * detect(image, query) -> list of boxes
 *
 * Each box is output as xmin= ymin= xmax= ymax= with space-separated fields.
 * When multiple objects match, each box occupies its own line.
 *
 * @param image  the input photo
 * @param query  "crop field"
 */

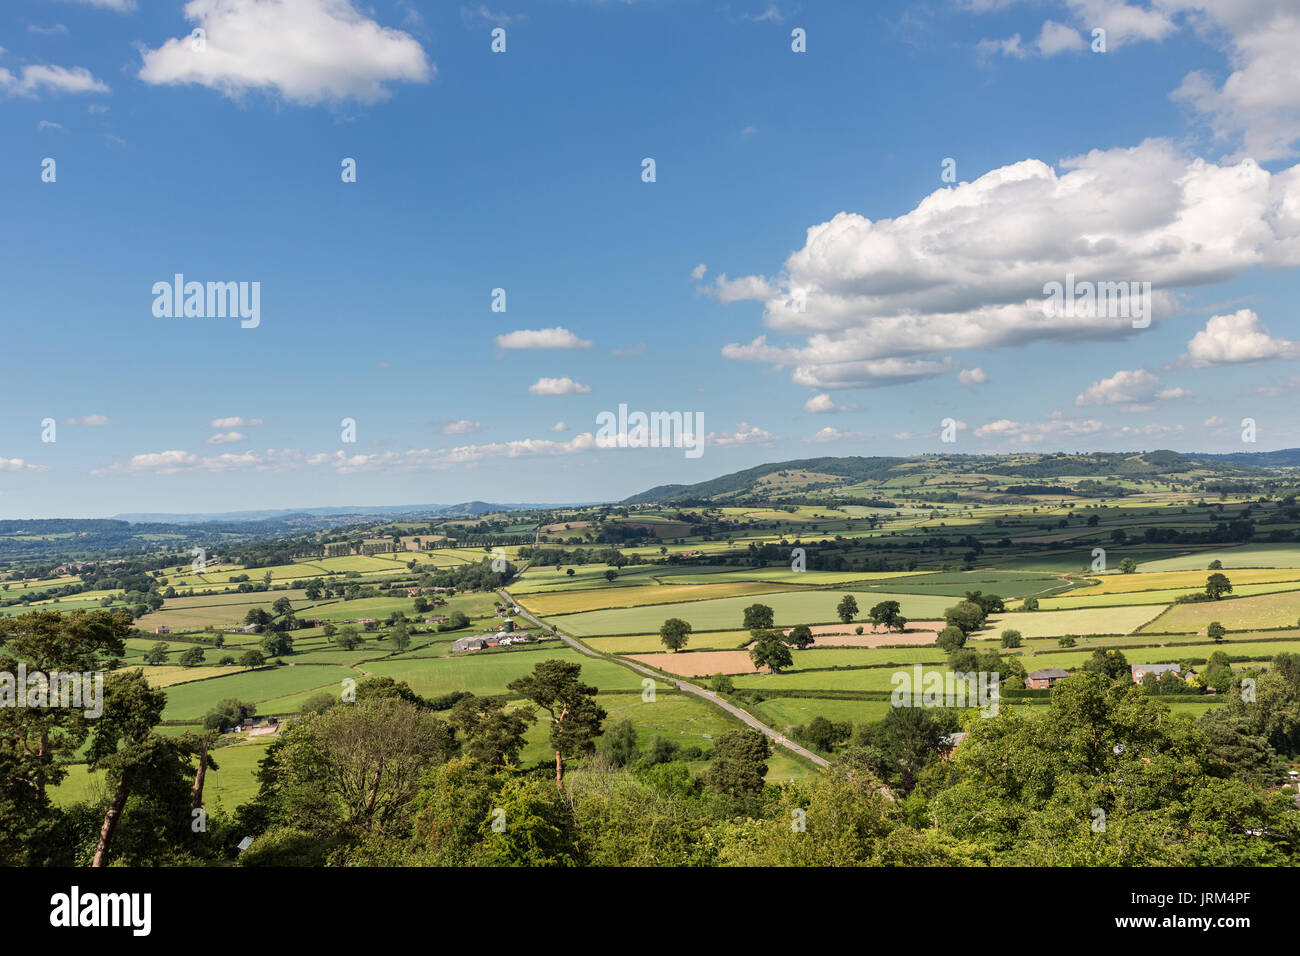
xmin=545 ymin=589 xmax=961 ymax=636
xmin=1140 ymin=590 xmax=1300 ymax=633
xmin=981 ymin=605 xmax=1167 ymax=638
xmin=517 ymin=580 xmax=794 ymax=616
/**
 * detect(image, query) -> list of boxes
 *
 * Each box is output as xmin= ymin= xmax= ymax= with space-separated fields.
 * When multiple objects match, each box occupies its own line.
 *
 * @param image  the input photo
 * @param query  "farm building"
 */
xmin=1026 ymin=667 xmax=1070 ymax=689
xmin=1131 ymin=663 xmax=1183 ymax=684
xmin=451 ymin=635 xmax=490 ymax=652
xmin=154 ymin=625 xmax=170 ymax=635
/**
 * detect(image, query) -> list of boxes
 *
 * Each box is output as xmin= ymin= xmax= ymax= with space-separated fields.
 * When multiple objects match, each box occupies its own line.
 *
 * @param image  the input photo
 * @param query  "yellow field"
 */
xmin=518 ymin=580 xmax=794 ymax=616
xmin=1076 ymin=568 xmax=1300 ymax=595
xmin=1140 ymin=590 xmax=1300 ymax=633
xmin=121 ymin=664 xmax=236 ymax=687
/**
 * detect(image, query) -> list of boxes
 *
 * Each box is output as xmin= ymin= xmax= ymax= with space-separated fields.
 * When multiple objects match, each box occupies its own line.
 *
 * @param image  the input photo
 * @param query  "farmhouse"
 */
xmin=154 ymin=625 xmax=170 ymax=635
xmin=1132 ymin=663 xmax=1183 ymax=684
xmin=1026 ymin=667 xmax=1069 ymax=689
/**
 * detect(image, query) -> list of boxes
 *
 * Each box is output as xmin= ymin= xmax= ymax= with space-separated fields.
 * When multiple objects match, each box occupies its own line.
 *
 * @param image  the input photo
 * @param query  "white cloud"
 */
xmin=68 ymin=0 xmax=136 ymax=10
xmin=1075 ymin=368 xmax=1167 ymax=409
xmin=958 ymin=367 xmax=988 ymax=386
xmin=804 ymin=393 xmax=839 ymax=413
xmin=709 ymin=423 xmax=775 ymax=446
xmin=209 ymin=416 xmax=263 ymax=429
xmin=0 ymin=63 xmax=109 ymax=97
xmin=1184 ymin=308 xmax=1297 ymax=367
xmin=441 ymin=419 xmax=483 ymax=435
xmin=550 ymin=421 xmax=568 ymax=432
xmin=528 ymin=376 xmax=591 ymax=396
xmin=0 ymin=458 xmax=48 ymax=472
xmin=691 ymin=263 xmax=707 ymax=280
xmin=1204 ymin=415 xmax=1224 ymax=427
xmin=808 ymin=426 xmax=870 ymax=443
xmin=495 ymin=327 xmax=592 ymax=349
xmin=138 ymin=0 xmax=431 ymax=106
xmin=719 ymin=141 xmax=1300 ymax=390
xmin=974 ymin=417 xmax=1105 ymax=444
xmin=206 ymin=431 xmax=246 ymax=444
xmin=1169 ymin=0 xmax=1300 ymax=161
xmin=61 ymin=414 xmax=109 ymax=426
xmin=1035 ymin=19 xmax=1085 ymax=55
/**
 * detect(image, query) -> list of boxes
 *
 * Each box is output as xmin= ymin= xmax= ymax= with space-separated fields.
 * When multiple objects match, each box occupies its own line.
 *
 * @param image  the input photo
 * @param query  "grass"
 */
xmin=159 ymin=664 xmax=360 ymax=721
xmin=545 ymin=589 xmax=960 ymax=636
xmin=1141 ymin=590 xmax=1300 ymax=633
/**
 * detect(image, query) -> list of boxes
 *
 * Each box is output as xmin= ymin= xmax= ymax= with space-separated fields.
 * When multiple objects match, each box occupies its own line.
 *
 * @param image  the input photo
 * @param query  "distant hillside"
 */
xmin=113 ymin=501 xmax=555 ymax=524
xmin=1190 ymin=448 xmax=1300 ymax=468
xmin=623 ymin=450 xmax=1270 ymax=505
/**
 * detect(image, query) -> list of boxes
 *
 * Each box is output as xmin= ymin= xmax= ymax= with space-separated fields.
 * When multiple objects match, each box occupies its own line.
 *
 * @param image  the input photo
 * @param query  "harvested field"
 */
xmin=629 ymin=651 xmax=759 ymax=677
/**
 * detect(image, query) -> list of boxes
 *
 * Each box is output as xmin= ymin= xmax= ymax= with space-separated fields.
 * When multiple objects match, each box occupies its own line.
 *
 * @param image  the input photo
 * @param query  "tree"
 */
xmin=178 ymin=645 xmax=205 ymax=667
xmin=936 ymin=625 xmax=966 ymax=653
xmin=1000 ymin=629 xmax=1023 ymax=649
xmin=1208 ymin=559 xmax=1224 ymax=570
xmin=144 ymin=642 xmax=169 ymax=665
xmin=335 ymin=624 xmax=362 ymax=650
xmin=391 ymin=621 xmax=411 ymax=652
xmin=836 ymin=594 xmax=859 ymax=624
xmin=1022 ymin=597 xmax=1039 ymax=611
xmin=868 ymin=600 xmax=906 ymax=632
xmin=239 ymin=649 xmax=266 ymax=669
xmin=659 ymin=617 xmax=693 ymax=653
xmin=261 ymin=632 xmax=293 ymax=658
xmin=708 ymin=673 xmax=735 ymax=693
xmin=742 ymin=603 xmax=775 ymax=630
xmin=203 ymin=698 xmax=256 ymax=731
xmin=749 ymin=631 xmax=794 ymax=673
xmin=1081 ymin=647 xmax=1129 ymax=681
xmin=1206 ymin=573 xmax=1233 ymax=600
xmin=944 ymin=600 xmax=986 ymax=635
xmin=787 ymin=624 xmax=815 ymax=649
xmin=449 ymin=695 xmax=535 ymax=768
xmin=271 ymin=597 xmax=294 ymax=618
xmin=1058 ymin=635 xmax=1078 ymax=648
xmin=702 ymin=728 xmax=771 ymax=803
xmin=85 ymin=670 xmax=167 ymax=866
xmin=604 ymin=569 xmax=618 ymax=583
xmin=507 ymin=659 xmax=606 ymax=788
xmin=1208 ymin=621 xmax=1226 ymax=643
xmin=0 ymin=608 xmax=132 ymax=859
xmin=1119 ymin=557 xmax=1138 ymax=574
xmin=565 ymin=568 xmax=576 ymax=577
xmin=598 ymin=718 xmax=641 ymax=768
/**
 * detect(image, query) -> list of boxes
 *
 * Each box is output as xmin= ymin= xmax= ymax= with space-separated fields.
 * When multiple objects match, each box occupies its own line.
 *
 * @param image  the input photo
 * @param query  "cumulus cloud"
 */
xmin=708 ymin=423 xmax=775 ymax=446
xmin=974 ymin=417 xmax=1105 ymax=444
xmin=1184 ymin=309 xmax=1298 ymax=367
xmin=691 ymin=263 xmax=707 ymax=280
xmin=495 ymin=327 xmax=592 ymax=349
xmin=209 ymin=416 xmax=263 ymax=429
xmin=440 ymin=419 xmax=483 ymax=435
xmin=528 ymin=376 xmax=591 ymax=396
xmin=550 ymin=421 xmax=568 ymax=432
xmin=1075 ymin=368 xmax=1189 ymax=410
xmin=980 ymin=20 xmax=1085 ymax=58
xmin=61 ymin=414 xmax=109 ymax=425
xmin=958 ymin=367 xmax=988 ymax=386
xmin=0 ymin=63 xmax=109 ymax=97
xmin=1169 ymin=0 xmax=1300 ymax=161
xmin=718 ymin=140 xmax=1300 ymax=390
xmin=206 ymin=431 xmax=246 ymax=444
xmin=804 ymin=393 xmax=839 ymax=413
xmin=138 ymin=0 xmax=432 ymax=106
xmin=0 ymin=458 xmax=48 ymax=472
xmin=808 ymin=426 xmax=870 ymax=443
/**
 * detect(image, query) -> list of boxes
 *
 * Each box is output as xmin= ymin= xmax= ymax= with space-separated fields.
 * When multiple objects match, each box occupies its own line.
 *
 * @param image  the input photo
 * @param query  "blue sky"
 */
xmin=2 ymin=0 xmax=1299 ymax=517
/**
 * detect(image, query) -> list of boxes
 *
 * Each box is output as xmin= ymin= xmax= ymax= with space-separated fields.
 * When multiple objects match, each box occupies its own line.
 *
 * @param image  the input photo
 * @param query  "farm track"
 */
xmin=498 ymin=586 xmax=829 ymax=769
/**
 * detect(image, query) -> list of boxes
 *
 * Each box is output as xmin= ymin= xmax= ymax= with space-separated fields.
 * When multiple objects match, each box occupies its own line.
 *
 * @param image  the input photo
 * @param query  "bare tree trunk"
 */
xmin=92 ymin=780 xmax=129 ymax=868
xmin=554 ymin=750 xmax=563 ymax=790
xmin=190 ymin=734 xmax=209 ymax=809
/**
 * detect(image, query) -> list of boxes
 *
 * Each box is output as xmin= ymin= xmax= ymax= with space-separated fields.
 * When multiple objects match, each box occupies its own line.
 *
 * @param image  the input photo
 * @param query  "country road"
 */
xmin=496 ymin=586 xmax=829 ymax=769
